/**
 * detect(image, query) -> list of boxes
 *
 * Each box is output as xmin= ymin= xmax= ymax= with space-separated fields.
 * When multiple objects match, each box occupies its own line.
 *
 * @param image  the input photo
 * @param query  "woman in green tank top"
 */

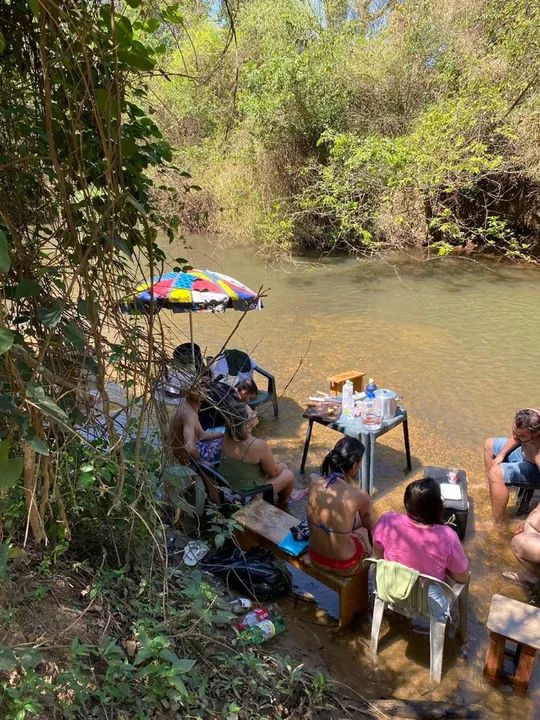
xmin=219 ymin=405 xmax=298 ymax=507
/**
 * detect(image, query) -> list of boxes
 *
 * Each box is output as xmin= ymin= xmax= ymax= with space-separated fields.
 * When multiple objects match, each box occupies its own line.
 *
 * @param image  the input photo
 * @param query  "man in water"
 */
xmin=484 ymin=408 xmax=540 ymax=525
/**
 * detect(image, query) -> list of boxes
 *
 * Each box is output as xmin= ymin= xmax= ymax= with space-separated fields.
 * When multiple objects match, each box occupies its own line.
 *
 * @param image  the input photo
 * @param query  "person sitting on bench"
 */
xmin=307 ymin=438 xmax=373 ymax=576
xmin=219 ymin=404 xmax=298 ymax=507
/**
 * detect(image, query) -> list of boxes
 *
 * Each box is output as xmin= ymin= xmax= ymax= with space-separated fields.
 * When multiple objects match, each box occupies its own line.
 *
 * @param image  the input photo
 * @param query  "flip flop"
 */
xmin=289 ymin=488 xmax=309 ymax=503
xmin=502 ymin=571 xmax=535 ymax=589
xmin=183 ymin=541 xmax=209 ymax=567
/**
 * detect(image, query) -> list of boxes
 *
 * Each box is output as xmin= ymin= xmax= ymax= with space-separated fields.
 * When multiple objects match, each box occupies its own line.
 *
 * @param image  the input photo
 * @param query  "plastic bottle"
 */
xmin=236 ymin=608 xmax=270 ymax=630
xmin=341 ymin=379 xmax=354 ymax=417
xmin=362 ymin=378 xmax=382 ymax=430
xmin=237 ymin=615 xmax=286 ymax=645
xmin=366 ymin=378 xmax=377 ymax=398
xmin=228 ymin=597 xmax=253 ymax=615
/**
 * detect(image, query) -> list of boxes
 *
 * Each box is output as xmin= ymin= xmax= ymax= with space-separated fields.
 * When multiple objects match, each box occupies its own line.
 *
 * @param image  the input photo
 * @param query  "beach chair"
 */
xmin=210 ymin=349 xmax=279 ymax=419
xmin=363 ymin=558 xmax=469 ymax=683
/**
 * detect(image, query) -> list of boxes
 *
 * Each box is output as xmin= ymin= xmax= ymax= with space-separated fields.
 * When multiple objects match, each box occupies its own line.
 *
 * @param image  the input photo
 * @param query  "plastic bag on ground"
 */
xmin=200 ymin=547 xmax=291 ymax=601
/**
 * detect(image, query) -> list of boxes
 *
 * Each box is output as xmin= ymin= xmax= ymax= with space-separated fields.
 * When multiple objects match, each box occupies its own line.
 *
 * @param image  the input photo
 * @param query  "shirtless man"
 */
xmin=168 ymin=390 xmax=223 ymax=465
xmin=307 ymin=437 xmax=373 ymax=575
xmin=504 ymin=504 xmax=540 ymax=588
xmin=484 ymin=408 xmax=540 ymax=525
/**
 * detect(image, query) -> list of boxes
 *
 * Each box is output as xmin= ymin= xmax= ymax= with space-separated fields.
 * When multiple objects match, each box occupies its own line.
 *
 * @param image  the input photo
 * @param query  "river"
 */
xmin=157 ymin=235 xmax=540 ymax=718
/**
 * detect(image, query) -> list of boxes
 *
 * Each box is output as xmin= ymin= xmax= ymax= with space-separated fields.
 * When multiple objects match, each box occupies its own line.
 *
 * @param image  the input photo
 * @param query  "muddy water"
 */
xmin=157 ymin=236 xmax=540 ymax=718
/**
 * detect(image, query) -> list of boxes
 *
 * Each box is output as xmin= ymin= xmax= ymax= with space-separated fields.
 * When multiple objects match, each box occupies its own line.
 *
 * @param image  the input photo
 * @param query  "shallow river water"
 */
xmin=156 ymin=235 xmax=540 ymax=718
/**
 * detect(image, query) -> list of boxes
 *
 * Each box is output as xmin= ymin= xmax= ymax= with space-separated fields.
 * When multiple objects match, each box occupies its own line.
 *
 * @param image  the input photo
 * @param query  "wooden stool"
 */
xmin=483 ymin=594 xmax=540 ymax=694
xmin=328 ymin=370 xmax=366 ymax=395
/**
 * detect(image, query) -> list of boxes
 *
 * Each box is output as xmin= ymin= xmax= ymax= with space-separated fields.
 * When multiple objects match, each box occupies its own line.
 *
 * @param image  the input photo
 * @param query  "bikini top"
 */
xmin=309 ymin=472 xmax=361 ymax=535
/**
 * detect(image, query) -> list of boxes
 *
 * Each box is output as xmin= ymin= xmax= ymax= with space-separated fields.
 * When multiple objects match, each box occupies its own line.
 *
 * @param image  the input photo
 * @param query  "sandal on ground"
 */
xmin=183 ymin=540 xmax=209 ymax=567
xmin=289 ymin=488 xmax=309 ymax=503
xmin=502 ymin=571 xmax=536 ymax=589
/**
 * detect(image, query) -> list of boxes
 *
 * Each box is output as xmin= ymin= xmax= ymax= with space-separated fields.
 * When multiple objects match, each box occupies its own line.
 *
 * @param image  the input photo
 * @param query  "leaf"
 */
xmin=26 ymin=385 xmax=70 ymax=426
xmin=0 ymin=543 xmax=8 ymax=580
xmin=62 ymin=319 xmax=86 ymax=351
xmin=0 ymin=439 xmax=23 ymax=490
xmin=125 ymin=0 xmax=142 ymax=7
xmin=159 ymin=650 xmax=196 ymax=673
xmin=17 ymin=648 xmax=42 ymax=670
xmin=15 ymin=279 xmax=41 ymax=300
xmin=37 ymin=301 xmax=63 ymax=328
xmin=0 ymin=32 xmax=6 ymax=55
xmin=27 ymin=0 xmax=40 ymax=17
xmin=0 ymin=229 xmax=11 ymax=272
xmin=26 ymin=433 xmax=49 ymax=456
xmin=77 ymin=297 xmax=91 ymax=319
xmin=0 ymin=327 xmax=14 ymax=355
xmin=0 ymin=644 xmax=16 ymax=672
xmin=0 ymin=394 xmax=14 ymax=412
xmin=112 ymin=234 xmax=133 ymax=258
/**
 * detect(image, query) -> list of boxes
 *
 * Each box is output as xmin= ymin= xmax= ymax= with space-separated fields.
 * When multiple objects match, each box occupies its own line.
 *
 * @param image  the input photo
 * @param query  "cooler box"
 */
xmin=423 ymin=466 xmax=469 ymax=541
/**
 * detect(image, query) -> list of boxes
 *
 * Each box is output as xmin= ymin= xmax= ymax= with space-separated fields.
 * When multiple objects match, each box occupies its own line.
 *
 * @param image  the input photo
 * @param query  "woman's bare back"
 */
xmin=308 ymin=474 xmax=367 ymax=561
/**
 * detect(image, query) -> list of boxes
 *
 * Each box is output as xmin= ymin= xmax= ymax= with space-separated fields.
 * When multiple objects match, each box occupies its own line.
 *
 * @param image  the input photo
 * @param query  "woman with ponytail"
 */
xmin=307 ymin=437 xmax=373 ymax=575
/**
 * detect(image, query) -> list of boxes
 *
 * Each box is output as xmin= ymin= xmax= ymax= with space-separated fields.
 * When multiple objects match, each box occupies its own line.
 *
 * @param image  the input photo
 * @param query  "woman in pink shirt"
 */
xmin=373 ymin=478 xmax=469 ymax=583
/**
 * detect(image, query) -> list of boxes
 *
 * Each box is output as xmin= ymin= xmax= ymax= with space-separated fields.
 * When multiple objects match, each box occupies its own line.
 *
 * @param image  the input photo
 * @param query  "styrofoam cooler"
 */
xmin=423 ymin=466 xmax=469 ymax=541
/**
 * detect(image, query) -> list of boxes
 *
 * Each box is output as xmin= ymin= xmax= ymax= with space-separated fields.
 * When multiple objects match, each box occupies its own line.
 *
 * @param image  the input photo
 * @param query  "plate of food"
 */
xmin=305 ymin=400 xmax=341 ymax=423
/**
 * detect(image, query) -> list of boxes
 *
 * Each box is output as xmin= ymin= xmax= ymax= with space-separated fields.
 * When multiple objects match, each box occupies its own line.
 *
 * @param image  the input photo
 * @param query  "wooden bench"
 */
xmin=483 ymin=593 xmax=540 ymax=694
xmin=233 ymin=498 xmax=368 ymax=629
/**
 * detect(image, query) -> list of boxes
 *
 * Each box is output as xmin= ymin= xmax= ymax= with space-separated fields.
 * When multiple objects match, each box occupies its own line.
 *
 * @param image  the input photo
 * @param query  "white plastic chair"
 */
xmin=363 ymin=558 xmax=469 ymax=683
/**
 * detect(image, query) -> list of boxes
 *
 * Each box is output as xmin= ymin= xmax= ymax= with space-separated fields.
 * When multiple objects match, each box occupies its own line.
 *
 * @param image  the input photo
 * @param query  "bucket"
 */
xmin=374 ymin=388 xmax=398 ymax=419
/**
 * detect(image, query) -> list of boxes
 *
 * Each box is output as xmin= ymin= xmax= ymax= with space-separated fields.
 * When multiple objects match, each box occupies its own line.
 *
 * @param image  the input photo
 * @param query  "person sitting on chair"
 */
xmin=219 ymin=404 xmax=298 ymax=507
xmin=484 ymin=408 xmax=540 ymax=526
xmin=307 ymin=438 xmax=373 ymax=576
xmin=168 ymin=389 xmax=224 ymax=466
xmin=373 ymin=478 xmax=469 ymax=583
xmin=198 ymin=378 xmax=258 ymax=432
xmin=235 ymin=378 xmax=258 ymax=403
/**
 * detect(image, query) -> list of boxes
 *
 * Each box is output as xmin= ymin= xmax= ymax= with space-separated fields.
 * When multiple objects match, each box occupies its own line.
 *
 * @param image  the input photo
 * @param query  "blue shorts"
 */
xmin=492 ymin=437 xmax=540 ymax=488
xmin=197 ymin=436 xmax=223 ymax=465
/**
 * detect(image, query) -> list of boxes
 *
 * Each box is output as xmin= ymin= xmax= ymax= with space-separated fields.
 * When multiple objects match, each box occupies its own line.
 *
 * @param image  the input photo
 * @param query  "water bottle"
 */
xmin=366 ymin=378 xmax=377 ymax=399
xmin=341 ymin=379 xmax=354 ymax=417
xmin=362 ymin=378 xmax=382 ymax=430
xmin=236 ymin=607 xmax=270 ymax=630
xmin=237 ymin=614 xmax=286 ymax=645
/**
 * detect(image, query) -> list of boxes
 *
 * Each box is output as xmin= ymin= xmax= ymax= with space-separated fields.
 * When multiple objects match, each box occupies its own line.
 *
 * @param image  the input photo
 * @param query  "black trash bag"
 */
xmin=200 ymin=547 xmax=290 ymax=601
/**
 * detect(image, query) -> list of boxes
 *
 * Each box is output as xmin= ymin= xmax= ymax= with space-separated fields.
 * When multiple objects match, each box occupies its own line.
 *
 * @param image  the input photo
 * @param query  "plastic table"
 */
xmin=299 ymin=407 xmax=412 ymax=495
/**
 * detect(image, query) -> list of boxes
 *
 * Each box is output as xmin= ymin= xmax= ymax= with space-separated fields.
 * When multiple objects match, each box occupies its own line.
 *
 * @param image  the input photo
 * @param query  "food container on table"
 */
xmin=374 ymin=388 xmax=398 ymax=420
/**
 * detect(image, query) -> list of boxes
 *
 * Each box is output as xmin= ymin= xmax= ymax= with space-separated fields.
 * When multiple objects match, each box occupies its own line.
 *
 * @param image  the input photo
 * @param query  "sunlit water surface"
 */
xmin=153 ymin=236 xmax=540 ymax=718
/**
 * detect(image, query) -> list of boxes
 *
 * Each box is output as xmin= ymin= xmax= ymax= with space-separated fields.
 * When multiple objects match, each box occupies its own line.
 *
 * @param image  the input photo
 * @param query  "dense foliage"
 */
xmin=152 ymin=0 xmax=540 ymax=258
xmin=0 ymin=4 xmax=346 ymax=718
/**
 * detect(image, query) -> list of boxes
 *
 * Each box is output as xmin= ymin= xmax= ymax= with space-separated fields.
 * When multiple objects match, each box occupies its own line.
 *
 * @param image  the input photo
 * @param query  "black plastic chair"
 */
xmin=194 ymin=461 xmax=274 ymax=511
xmin=210 ymin=349 xmax=278 ymax=419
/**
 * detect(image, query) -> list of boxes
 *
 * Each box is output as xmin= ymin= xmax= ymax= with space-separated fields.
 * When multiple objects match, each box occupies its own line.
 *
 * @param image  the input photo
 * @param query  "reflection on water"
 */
xmin=153 ymin=236 xmax=540 ymax=717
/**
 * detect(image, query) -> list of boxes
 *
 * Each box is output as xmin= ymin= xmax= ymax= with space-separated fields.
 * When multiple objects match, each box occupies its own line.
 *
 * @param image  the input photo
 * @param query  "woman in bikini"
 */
xmin=219 ymin=404 xmax=304 ymax=507
xmin=307 ymin=437 xmax=373 ymax=576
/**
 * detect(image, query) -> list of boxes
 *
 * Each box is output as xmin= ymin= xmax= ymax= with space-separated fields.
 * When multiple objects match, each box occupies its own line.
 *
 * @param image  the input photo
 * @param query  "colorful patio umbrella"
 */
xmin=122 ymin=269 xmax=262 ymax=360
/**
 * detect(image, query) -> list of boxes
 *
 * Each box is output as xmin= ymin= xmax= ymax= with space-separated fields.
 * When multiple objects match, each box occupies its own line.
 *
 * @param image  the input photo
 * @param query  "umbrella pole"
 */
xmin=189 ymin=311 xmax=195 ymax=364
